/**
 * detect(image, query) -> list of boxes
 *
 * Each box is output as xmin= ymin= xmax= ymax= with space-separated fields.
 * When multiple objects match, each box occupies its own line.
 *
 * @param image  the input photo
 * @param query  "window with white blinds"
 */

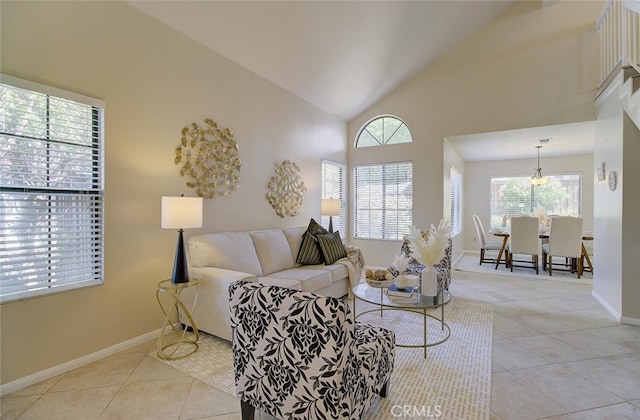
xmin=321 ymin=160 xmax=345 ymax=235
xmin=450 ymin=167 xmax=462 ymax=237
xmin=0 ymin=75 xmax=105 ymax=303
xmin=354 ymin=161 xmax=412 ymax=240
xmin=490 ymin=174 xmax=581 ymax=230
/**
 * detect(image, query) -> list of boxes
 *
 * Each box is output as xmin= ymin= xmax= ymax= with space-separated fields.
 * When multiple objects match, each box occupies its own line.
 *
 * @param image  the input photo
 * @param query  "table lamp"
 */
xmin=161 ymin=195 xmax=203 ymax=284
xmin=321 ymin=198 xmax=341 ymax=233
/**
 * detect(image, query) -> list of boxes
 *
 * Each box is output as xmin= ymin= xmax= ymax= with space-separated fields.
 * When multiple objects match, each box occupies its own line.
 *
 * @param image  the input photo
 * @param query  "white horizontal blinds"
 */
xmin=0 ymin=77 xmax=104 ymax=302
xmin=354 ymin=161 xmax=412 ymax=240
xmin=490 ymin=174 xmax=581 ymax=230
xmin=321 ymin=160 xmax=345 ymax=234
xmin=450 ymin=167 xmax=462 ymax=237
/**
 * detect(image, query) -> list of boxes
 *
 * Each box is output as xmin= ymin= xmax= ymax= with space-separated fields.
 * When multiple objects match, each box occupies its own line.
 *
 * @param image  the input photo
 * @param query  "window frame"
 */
xmin=354 ymin=115 xmax=413 ymax=148
xmin=489 ymin=172 xmax=582 ymax=230
xmin=353 ymin=161 xmax=413 ymax=241
xmin=450 ymin=166 xmax=462 ymax=237
xmin=0 ymin=74 xmax=105 ymax=303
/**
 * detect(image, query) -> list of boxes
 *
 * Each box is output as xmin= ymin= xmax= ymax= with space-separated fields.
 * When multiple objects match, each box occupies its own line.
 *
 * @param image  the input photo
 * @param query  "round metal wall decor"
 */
xmin=174 ymin=118 xmax=241 ymax=199
xmin=266 ymin=160 xmax=306 ymax=218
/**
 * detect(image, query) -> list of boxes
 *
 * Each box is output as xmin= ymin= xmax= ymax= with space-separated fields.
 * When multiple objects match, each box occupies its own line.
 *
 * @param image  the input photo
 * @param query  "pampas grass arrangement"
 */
xmin=407 ymin=220 xmax=450 ymax=267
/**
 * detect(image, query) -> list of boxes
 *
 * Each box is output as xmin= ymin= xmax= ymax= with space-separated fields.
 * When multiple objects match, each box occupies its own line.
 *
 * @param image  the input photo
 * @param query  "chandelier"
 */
xmin=531 ymin=145 xmax=548 ymax=185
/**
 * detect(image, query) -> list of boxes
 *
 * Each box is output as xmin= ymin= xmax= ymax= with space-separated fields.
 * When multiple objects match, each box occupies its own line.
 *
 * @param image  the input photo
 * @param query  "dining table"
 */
xmin=491 ymin=230 xmax=594 ymax=274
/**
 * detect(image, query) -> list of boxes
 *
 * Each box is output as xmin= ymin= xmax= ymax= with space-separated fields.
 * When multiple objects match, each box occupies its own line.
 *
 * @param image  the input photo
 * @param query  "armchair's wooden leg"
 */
xmin=379 ymin=380 xmax=390 ymax=398
xmin=241 ymin=400 xmax=255 ymax=420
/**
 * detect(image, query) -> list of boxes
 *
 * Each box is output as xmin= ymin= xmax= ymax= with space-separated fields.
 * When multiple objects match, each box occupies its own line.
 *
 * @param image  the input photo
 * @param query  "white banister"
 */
xmin=597 ymin=0 xmax=640 ymax=88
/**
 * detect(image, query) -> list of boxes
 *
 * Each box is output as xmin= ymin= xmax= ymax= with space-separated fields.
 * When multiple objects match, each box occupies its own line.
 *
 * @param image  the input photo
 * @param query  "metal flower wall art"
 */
xmin=266 ymin=160 xmax=306 ymax=218
xmin=174 ymin=118 xmax=241 ymax=199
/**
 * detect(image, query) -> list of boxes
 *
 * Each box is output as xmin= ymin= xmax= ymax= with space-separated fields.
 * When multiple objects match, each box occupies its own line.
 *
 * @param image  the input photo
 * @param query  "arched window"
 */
xmin=355 ymin=115 xmax=412 ymax=148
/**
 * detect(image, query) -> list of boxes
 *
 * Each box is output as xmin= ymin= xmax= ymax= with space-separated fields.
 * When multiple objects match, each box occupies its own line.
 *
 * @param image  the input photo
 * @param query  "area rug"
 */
xmin=455 ymin=253 xmax=592 ymax=285
xmin=152 ymin=297 xmax=493 ymax=420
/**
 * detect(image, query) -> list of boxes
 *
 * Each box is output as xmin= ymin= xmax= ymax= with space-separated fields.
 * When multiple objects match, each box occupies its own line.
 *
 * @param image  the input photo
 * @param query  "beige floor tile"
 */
xmin=632 ymin=399 xmax=640 ymax=408
xmin=492 ymin=316 xmax=539 ymax=338
xmin=100 ymin=377 xmax=192 ymax=419
xmin=551 ymin=330 xmax=636 ymax=357
xmin=4 ymin=375 xmax=61 ymax=397
xmin=606 ymin=351 xmax=640 ymax=375
xmin=507 ymin=334 xmax=592 ymax=364
xmin=491 ymin=371 xmax=568 ymax=420
xmin=564 ymin=357 xmax=640 ymax=401
xmin=19 ymin=386 xmax=119 ymax=420
xmin=180 ymin=380 xmax=241 ymax=419
xmin=491 ymin=339 xmax=551 ymax=370
xmin=126 ymin=354 xmax=191 ymax=384
xmin=0 ymin=394 xmax=41 ymax=420
xmin=544 ymin=402 xmax=640 ymax=419
xmin=550 ymin=308 xmax=619 ymax=329
xmin=506 ymin=314 xmax=575 ymax=334
xmin=50 ymin=351 xmax=145 ymax=392
xmin=511 ymin=364 xmax=624 ymax=412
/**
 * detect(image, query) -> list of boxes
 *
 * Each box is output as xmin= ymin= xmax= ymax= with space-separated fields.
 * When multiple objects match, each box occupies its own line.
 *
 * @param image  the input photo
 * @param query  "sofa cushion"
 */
xmin=282 ymin=226 xmax=306 ymax=259
xmin=250 ymin=230 xmax=295 ymax=275
xmin=266 ymin=267 xmax=332 ymax=292
xmin=188 ymin=232 xmax=263 ymax=276
xmin=303 ymin=263 xmax=348 ymax=283
xmin=296 ymin=218 xmax=328 ymax=265
xmin=257 ymin=276 xmax=302 ymax=291
xmin=317 ymin=231 xmax=347 ymax=264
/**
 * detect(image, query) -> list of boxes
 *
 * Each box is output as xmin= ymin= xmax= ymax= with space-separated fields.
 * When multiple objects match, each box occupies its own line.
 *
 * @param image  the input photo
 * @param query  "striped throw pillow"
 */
xmin=317 ymin=231 xmax=347 ymax=265
xmin=296 ymin=219 xmax=328 ymax=265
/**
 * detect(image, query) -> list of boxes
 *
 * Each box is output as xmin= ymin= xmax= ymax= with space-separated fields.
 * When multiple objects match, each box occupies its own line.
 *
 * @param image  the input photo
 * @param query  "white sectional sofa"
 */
xmin=180 ymin=226 xmax=357 ymax=341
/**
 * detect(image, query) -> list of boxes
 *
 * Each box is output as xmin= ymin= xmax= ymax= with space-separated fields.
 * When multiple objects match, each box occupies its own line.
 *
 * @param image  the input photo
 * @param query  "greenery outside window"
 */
xmin=321 ymin=160 xmax=345 ymax=235
xmin=354 ymin=162 xmax=413 ymax=240
xmin=490 ymin=174 xmax=581 ymax=230
xmin=355 ymin=115 xmax=412 ymax=148
xmin=0 ymin=75 xmax=105 ymax=303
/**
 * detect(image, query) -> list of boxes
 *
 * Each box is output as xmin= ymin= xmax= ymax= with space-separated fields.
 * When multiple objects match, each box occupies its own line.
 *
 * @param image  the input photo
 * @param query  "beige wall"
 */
xmin=0 ymin=1 xmax=346 ymax=385
xmin=347 ymin=0 xmax=603 ymax=265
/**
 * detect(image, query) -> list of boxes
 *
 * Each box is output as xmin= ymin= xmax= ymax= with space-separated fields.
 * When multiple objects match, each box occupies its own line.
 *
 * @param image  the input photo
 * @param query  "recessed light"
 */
xmin=539 ymin=138 xmax=551 ymax=144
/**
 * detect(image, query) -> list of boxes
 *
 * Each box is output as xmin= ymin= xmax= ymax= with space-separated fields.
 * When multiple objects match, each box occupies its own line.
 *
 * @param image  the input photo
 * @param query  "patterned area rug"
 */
xmin=152 ymin=297 xmax=492 ymax=419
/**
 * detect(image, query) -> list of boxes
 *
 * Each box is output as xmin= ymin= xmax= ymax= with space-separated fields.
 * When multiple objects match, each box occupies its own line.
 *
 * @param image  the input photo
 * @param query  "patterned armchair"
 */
xmin=229 ymin=281 xmax=395 ymax=420
xmin=396 ymin=236 xmax=452 ymax=290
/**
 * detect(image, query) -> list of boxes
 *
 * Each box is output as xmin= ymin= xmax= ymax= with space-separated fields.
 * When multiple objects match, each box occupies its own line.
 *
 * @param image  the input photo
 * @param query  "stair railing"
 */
xmin=597 ymin=0 xmax=640 ymax=89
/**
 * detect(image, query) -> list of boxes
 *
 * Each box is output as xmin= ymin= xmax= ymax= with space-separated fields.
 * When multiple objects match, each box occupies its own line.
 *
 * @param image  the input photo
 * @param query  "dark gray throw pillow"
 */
xmin=317 ymin=231 xmax=347 ymax=265
xmin=296 ymin=218 xmax=328 ymax=265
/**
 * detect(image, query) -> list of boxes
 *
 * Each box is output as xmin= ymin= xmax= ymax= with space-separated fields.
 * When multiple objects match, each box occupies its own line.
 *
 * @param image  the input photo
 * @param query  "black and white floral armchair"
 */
xmin=229 ymin=281 xmax=395 ymax=420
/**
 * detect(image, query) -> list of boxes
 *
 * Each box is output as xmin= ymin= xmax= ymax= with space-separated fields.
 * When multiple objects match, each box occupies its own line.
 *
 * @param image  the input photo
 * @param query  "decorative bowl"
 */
xmin=366 ymin=278 xmax=394 ymax=288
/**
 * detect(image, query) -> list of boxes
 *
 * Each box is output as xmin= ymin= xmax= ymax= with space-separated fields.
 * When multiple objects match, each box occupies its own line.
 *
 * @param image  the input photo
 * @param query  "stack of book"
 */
xmin=387 ymin=284 xmax=419 ymax=303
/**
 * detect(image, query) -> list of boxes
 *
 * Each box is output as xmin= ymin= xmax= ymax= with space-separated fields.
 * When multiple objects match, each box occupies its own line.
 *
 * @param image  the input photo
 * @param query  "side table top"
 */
xmin=157 ymin=279 xmax=199 ymax=290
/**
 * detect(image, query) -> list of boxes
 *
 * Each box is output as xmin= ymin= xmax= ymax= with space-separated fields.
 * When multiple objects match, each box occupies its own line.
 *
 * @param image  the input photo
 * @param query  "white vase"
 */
xmin=395 ymin=274 xmax=410 ymax=289
xmin=421 ymin=266 xmax=438 ymax=296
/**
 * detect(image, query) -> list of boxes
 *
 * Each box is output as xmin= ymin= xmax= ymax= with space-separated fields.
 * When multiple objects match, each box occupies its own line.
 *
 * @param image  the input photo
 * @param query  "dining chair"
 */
xmin=472 ymin=214 xmax=507 ymax=266
xmin=542 ymin=216 xmax=584 ymax=278
xmin=508 ymin=216 xmax=540 ymax=274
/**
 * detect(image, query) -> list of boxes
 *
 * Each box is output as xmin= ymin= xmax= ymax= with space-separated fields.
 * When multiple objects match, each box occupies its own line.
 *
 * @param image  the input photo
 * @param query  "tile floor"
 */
xmin=2 ymin=268 xmax=640 ymax=419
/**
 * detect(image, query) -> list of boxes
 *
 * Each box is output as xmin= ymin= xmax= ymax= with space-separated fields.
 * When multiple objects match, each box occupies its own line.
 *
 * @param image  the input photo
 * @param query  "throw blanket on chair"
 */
xmin=338 ymin=243 xmax=366 ymax=291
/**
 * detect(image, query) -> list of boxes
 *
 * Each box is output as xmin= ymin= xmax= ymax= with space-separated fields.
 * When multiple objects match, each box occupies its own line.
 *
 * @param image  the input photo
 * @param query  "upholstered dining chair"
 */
xmin=542 ymin=216 xmax=584 ymax=278
xmin=472 ymin=214 xmax=507 ymax=266
xmin=508 ymin=216 xmax=540 ymax=274
xmin=229 ymin=281 xmax=395 ymax=420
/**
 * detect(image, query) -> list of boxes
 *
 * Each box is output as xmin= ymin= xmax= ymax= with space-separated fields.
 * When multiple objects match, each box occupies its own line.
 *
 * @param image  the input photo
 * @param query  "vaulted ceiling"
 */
xmin=128 ymin=1 xmax=596 ymax=160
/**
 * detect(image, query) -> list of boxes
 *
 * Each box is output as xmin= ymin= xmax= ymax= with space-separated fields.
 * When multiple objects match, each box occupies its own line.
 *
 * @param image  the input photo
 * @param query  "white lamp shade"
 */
xmin=161 ymin=196 xmax=203 ymax=229
xmin=321 ymin=198 xmax=341 ymax=216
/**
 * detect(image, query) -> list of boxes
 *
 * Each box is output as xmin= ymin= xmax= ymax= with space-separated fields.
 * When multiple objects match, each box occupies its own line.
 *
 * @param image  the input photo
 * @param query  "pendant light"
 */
xmin=531 ymin=145 xmax=548 ymax=185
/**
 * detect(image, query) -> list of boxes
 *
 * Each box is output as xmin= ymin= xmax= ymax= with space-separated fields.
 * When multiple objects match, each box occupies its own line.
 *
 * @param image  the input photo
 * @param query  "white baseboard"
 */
xmin=0 ymin=329 xmax=161 ymax=397
xmin=591 ymin=290 xmax=622 ymax=322
xmin=620 ymin=315 xmax=640 ymax=326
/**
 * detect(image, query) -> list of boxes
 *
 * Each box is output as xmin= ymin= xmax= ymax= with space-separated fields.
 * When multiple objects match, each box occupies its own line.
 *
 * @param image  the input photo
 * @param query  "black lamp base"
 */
xmin=328 ymin=216 xmax=334 ymax=233
xmin=171 ymin=229 xmax=189 ymax=284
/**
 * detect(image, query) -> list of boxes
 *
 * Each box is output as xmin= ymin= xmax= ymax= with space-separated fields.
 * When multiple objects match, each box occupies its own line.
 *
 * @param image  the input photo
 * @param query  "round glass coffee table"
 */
xmin=352 ymin=282 xmax=451 ymax=358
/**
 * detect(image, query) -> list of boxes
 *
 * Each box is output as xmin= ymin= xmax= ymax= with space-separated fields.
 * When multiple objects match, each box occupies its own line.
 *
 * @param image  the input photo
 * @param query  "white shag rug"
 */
xmin=152 ymin=297 xmax=493 ymax=420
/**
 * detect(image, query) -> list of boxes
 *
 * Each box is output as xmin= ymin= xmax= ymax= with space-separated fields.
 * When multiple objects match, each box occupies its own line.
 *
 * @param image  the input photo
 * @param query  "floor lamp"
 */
xmin=161 ymin=196 xmax=203 ymax=284
xmin=321 ymin=198 xmax=341 ymax=233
